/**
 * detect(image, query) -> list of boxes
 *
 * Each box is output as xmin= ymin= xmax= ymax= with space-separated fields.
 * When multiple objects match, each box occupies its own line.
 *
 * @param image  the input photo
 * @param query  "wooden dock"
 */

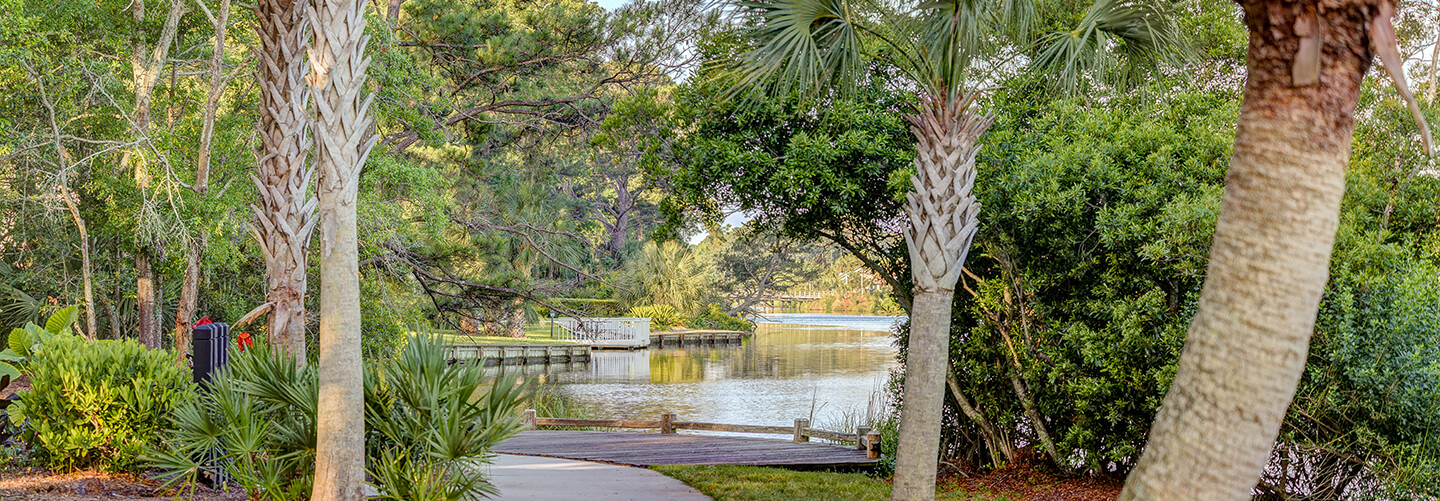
xmin=649 ymin=329 xmax=748 ymax=347
xmin=445 ymin=344 xmax=590 ymax=366
xmin=494 ymin=430 xmax=878 ymax=469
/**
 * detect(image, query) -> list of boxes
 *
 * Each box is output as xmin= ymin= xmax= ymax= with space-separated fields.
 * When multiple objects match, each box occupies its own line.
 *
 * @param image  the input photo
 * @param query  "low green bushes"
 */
xmin=627 ymin=304 xmax=754 ymax=332
xmin=627 ymin=305 xmax=687 ymax=330
xmin=6 ymin=312 xmax=193 ymax=472
xmin=146 ymin=336 xmax=530 ymax=500
xmin=687 ymin=304 xmax=754 ymax=332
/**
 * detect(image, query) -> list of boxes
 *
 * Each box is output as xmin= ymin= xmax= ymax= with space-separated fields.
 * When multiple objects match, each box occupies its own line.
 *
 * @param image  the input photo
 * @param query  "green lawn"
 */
xmin=423 ymin=322 xmax=578 ymax=345
xmin=652 ymin=465 xmax=1016 ymax=501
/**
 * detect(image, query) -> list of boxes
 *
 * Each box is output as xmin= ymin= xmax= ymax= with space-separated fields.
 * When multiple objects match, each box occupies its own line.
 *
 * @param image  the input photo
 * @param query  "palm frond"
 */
xmin=1032 ymin=0 xmax=1187 ymax=93
xmin=726 ymin=0 xmax=869 ymax=100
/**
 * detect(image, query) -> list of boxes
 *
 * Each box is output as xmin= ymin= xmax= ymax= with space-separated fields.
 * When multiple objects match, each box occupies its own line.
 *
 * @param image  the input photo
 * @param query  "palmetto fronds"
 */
xmin=1033 ymin=0 xmax=1186 ymax=92
xmin=728 ymin=0 xmax=1183 ymax=101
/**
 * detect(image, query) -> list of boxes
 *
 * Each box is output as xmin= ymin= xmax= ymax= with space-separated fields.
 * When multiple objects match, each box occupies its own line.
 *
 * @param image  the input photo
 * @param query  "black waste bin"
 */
xmin=192 ymin=322 xmax=230 ymax=386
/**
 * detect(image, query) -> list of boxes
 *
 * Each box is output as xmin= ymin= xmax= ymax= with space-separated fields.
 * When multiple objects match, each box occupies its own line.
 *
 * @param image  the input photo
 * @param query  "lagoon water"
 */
xmin=514 ymin=313 xmax=904 ymax=429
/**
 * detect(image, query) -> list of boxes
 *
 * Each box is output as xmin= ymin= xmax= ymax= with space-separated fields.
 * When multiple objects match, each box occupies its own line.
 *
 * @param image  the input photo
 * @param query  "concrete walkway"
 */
xmin=488 ymin=453 xmax=711 ymax=500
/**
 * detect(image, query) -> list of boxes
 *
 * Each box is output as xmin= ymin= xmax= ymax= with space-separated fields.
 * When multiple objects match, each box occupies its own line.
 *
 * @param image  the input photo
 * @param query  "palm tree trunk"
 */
xmin=1120 ymin=3 xmax=1371 ymax=498
xmin=309 ymin=0 xmax=376 ymax=497
xmin=506 ymin=301 xmax=526 ymax=338
xmin=892 ymin=95 xmax=987 ymax=501
xmin=253 ymin=0 xmax=315 ymax=364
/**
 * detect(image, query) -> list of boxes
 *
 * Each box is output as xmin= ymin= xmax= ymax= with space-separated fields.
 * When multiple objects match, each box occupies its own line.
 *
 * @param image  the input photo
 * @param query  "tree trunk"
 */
xmin=1428 ymin=23 xmax=1440 ymax=102
xmin=891 ymin=95 xmax=987 ymax=501
xmin=136 ymin=253 xmax=159 ymax=348
xmin=309 ymin=0 xmax=376 ymax=497
xmin=172 ymin=236 xmax=203 ymax=358
xmin=61 ymin=185 xmax=97 ymax=340
xmin=193 ymin=0 xmax=231 ymax=194
xmin=254 ymin=0 xmax=315 ymax=364
xmin=946 ymin=371 xmax=1012 ymax=468
xmin=127 ymin=0 xmax=187 ymax=349
xmin=1120 ymin=2 xmax=1373 ymax=498
xmin=1007 ymin=369 xmax=1063 ymax=467
xmin=506 ymin=301 xmax=526 ymax=338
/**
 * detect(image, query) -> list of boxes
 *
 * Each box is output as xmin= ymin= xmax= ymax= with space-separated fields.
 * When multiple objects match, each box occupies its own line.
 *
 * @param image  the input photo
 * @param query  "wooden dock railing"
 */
xmin=521 ymin=409 xmax=882 ymax=459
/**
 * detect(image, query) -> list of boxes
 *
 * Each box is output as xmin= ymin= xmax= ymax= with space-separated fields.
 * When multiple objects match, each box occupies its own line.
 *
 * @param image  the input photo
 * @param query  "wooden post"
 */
xmin=794 ymin=418 xmax=810 ymax=443
xmin=865 ymin=431 xmax=881 ymax=459
xmin=856 ymin=426 xmax=871 ymax=450
xmin=661 ymin=413 xmax=675 ymax=434
xmin=523 ymin=409 xmax=537 ymax=430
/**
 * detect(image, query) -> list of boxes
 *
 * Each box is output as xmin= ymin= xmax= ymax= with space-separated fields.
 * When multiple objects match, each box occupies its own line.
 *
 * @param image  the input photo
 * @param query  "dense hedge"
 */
xmin=905 ymin=81 xmax=1440 ymax=497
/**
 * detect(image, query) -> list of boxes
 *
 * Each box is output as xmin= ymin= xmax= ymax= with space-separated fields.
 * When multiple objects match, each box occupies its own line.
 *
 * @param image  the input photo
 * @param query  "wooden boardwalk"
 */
xmin=445 ymin=344 xmax=590 ymax=365
xmin=649 ymin=329 xmax=747 ymax=347
xmin=493 ymin=430 xmax=878 ymax=469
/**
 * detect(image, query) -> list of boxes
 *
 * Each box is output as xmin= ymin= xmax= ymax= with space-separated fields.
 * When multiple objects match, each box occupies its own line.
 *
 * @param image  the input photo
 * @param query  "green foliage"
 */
xmin=3 ymin=305 xmax=79 ymax=389
xmin=926 ymin=74 xmax=1440 ymax=497
xmin=670 ymin=57 xmax=915 ymax=304
xmin=931 ymin=81 xmax=1237 ymax=472
xmin=628 ymin=304 xmax=687 ymax=330
xmin=364 ymin=336 xmax=531 ymax=500
xmin=687 ymin=304 xmax=754 ymax=332
xmin=615 ymin=241 xmax=710 ymax=315
xmin=147 ymin=336 xmax=530 ymax=500
xmin=12 ymin=331 xmax=192 ymax=472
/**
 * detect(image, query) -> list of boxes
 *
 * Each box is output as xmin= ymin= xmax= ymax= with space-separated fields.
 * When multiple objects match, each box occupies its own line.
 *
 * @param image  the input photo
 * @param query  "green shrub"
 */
xmin=0 ymin=306 xmax=78 ymax=382
xmin=687 ymin=304 xmax=754 ymax=332
xmin=148 ymin=336 xmax=530 ymax=500
xmin=9 ymin=329 xmax=193 ymax=472
xmin=627 ymin=304 xmax=687 ymax=331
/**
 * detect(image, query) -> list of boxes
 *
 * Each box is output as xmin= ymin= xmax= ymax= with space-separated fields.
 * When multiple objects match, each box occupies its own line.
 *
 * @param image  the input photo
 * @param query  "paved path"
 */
xmin=495 ymin=430 xmax=875 ymax=468
xmin=488 ymin=453 xmax=711 ymax=500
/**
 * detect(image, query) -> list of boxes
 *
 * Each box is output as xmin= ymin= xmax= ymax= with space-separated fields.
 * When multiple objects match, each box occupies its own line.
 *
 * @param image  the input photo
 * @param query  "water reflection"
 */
xmin=497 ymin=314 xmax=904 ymax=428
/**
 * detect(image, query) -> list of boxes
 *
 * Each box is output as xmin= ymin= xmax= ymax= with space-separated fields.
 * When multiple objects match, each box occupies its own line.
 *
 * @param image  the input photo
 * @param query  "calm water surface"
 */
xmin=513 ymin=313 xmax=904 ymax=428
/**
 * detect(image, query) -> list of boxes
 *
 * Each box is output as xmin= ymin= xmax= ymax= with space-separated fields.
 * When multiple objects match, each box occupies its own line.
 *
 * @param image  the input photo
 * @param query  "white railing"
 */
xmin=554 ymin=317 xmax=650 ymax=348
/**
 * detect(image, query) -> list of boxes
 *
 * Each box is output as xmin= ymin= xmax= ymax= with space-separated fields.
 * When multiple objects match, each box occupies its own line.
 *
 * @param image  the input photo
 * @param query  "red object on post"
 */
xmin=194 ymin=317 xmax=213 ymax=327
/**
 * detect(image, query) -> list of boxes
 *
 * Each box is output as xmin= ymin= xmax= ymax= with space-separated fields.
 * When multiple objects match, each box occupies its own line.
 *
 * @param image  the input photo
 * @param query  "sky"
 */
xmin=595 ymin=0 xmax=629 ymax=10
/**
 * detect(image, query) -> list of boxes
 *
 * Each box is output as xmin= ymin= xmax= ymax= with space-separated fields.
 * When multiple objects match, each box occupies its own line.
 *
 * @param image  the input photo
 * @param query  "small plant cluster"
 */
xmin=4 ymin=307 xmax=194 ymax=472
xmin=687 ymin=304 xmax=754 ymax=332
xmin=147 ymin=336 xmax=530 ymax=500
xmin=628 ymin=304 xmax=754 ymax=332
xmin=627 ymin=305 xmax=687 ymax=331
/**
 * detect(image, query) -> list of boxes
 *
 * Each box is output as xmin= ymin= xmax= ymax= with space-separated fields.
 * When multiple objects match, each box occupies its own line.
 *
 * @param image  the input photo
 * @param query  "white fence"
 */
xmin=554 ymin=317 xmax=650 ymax=348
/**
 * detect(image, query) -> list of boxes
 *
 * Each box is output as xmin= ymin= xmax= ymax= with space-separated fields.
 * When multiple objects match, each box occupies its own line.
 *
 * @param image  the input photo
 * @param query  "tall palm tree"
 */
xmin=309 ymin=0 xmax=377 ymax=497
xmin=252 ymin=0 xmax=315 ymax=363
xmin=725 ymin=1 xmax=1183 ymax=499
xmin=1119 ymin=1 xmax=1430 ymax=499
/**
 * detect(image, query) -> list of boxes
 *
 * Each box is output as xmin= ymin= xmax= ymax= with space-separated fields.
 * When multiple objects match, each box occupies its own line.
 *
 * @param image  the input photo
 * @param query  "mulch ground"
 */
xmin=936 ymin=449 xmax=1124 ymax=501
xmin=0 ymin=468 xmax=245 ymax=501
xmin=1 ymin=377 xmax=30 ymax=399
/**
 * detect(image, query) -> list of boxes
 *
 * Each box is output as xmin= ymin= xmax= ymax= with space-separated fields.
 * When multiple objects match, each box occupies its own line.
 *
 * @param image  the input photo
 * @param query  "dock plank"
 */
xmin=493 ymin=430 xmax=877 ymax=469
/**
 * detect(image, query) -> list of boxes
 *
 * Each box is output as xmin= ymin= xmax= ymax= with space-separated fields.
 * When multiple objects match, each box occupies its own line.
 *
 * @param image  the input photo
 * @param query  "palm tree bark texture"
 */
xmin=892 ymin=94 xmax=986 ymax=501
xmin=1121 ymin=0 xmax=1402 ymax=498
xmin=253 ymin=0 xmax=316 ymax=364
xmin=308 ymin=0 xmax=377 ymax=497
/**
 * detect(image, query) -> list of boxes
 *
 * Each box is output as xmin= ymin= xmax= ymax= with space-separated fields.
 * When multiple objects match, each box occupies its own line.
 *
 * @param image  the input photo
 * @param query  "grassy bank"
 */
xmin=424 ymin=322 xmax=577 ymax=345
xmin=652 ymin=465 xmax=1016 ymax=501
